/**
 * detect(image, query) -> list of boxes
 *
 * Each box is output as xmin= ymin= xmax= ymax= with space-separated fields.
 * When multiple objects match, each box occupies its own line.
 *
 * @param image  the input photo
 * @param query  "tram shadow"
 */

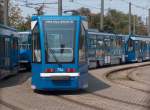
xmin=35 ymin=73 xmax=110 ymax=95
xmin=0 ymin=69 xmax=31 ymax=88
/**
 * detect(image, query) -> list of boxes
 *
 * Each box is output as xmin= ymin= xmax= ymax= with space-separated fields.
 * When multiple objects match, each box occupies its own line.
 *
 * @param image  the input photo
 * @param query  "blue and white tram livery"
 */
xmin=0 ymin=24 xmax=19 ymax=79
xmin=17 ymin=31 xmax=32 ymax=70
xmin=31 ymin=16 xmax=88 ymax=91
xmin=125 ymin=35 xmax=150 ymax=62
xmin=87 ymin=32 xmax=126 ymax=68
xmin=140 ymin=37 xmax=150 ymax=61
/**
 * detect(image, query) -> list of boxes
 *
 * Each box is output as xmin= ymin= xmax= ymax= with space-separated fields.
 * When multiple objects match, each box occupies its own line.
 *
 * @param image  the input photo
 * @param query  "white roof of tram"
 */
xmin=88 ymin=31 xmax=150 ymax=42
xmin=18 ymin=31 xmax=31 ymax=34
xmin=130 ymin=36 xmax=150 ymax=42
xmin=0 ymin=24 xmax=17 ymax=36
xmin=88 ymin=31 xmax=115 ymax=36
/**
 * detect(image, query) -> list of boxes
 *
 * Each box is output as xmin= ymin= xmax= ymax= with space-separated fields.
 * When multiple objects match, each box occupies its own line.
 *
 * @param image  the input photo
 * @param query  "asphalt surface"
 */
xmin=0 ymin=62 xmax=150 ymax=110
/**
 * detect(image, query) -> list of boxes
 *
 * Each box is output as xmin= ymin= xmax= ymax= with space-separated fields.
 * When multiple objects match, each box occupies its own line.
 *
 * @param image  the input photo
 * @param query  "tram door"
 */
xmin=144 ymin=42 xmax=149 ymax=59
xmin=12 ymin=38 xmax=18 ymax=68
xmin=4 ymin=38 xmax=11 ymax=69
xmin=135 ymin=41 xmax=142 ymax=60
xmin=96 ymin=36 xmax=105 ymax=66
xmin=0 ymin=37 xmax=11 ymax=70
xmin=104 ymin=37 xmax=111 ymax=64
xmin=0 ymin=37 xmax=5 ymax=69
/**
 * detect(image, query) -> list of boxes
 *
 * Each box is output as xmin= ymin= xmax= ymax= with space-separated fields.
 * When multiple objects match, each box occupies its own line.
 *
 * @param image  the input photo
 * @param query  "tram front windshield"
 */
xmin=18 ymin=34 xmax=31 ymax=49
xmin=44 ymin=20 xmax=76 ymax=63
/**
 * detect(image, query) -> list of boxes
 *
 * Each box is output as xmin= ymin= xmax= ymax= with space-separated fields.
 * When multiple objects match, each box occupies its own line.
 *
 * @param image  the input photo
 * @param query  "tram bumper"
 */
xmin=32 ymin=72 xmax=88 ymax=91
xmin=40 ymin=72 xmax=80 ymax=77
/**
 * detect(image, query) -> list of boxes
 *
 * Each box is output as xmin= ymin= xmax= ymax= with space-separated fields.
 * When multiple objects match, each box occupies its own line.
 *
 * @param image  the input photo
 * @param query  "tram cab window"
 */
xmin=44 ymin=20 xmax=75 ymax=63
xmin=18 ymin=34 xmax=30 ymax=50
xmin=32 ymin=24 xmax=41 ymax=62
xmin=79 ymin=24 xmax=86 ymax=63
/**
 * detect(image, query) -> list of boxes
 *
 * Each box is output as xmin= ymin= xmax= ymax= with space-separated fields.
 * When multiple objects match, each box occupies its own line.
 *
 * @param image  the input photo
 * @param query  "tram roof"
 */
xmin=0 ymin=24 xmax=17 ymax=36
xmin=130 ymin=37 xmax=150 ymax=42
xmin=32 ymin=15 xmax=87 ymax=21
xmin=88 ymin=31 xmax=115 ymax=36
xmin=18 ymin=31 xmax=31 ymax=34
xmin=88 ymin=31 xmax=129 ymax=37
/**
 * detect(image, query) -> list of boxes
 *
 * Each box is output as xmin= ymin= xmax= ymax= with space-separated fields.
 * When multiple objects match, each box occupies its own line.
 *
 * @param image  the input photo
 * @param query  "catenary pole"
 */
xmin=100 ymin=0 xmax=104 ymax=31
xmin=129 ymin=2 xmax=132 ymax=35
xmin=148 ymin=9 xmax=150 ymax=36
xmin=58 ymin=0 xmax=62 ymax=16
xmin=4 ymin=0 xmax=8 ymax=25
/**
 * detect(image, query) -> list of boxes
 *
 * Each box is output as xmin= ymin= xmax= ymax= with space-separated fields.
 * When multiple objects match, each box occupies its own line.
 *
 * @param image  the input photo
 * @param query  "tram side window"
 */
xmin=116 ymin=38 xmax=122 ymax=55
xmin=32 ymin=24 xmax=41 ymax=62
xmin=79 ymin=24 xmax=86 ymax=63
xmin=88 ymin=38 xmax=96 ymax=48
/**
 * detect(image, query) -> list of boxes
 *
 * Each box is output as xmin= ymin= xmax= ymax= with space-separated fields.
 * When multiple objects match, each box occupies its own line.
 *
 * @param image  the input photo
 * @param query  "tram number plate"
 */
xmin=51 ymin=76 xmax=70 ymax=80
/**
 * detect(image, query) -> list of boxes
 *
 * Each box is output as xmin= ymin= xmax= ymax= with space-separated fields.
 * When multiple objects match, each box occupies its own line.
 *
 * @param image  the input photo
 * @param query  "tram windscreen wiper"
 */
xmin=48 ymin=48 xmax=62 ymax=67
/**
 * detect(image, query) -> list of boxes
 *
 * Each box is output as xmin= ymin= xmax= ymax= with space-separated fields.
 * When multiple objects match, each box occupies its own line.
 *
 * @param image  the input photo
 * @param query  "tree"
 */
xmin=76 ymin=8 xmax=148 ymax=35
xmin=0 ymin=1 xmax=4 ymax=24
xmin=17 ymin=15 xmax=31 ymax=31
xmin=78 ymin=7 xmax=91 ymax=16
xmin=136 ymin=17 xmax=147 ymax=35
xmin=104 ymin=9 xmax=129 ymax=34
xmin=8 ymin=2 xmax=24 ymax=27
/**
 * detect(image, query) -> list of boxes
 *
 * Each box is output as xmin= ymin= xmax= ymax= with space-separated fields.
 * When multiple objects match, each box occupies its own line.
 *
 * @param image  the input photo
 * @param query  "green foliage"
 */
xmin=8 ymin=3 xmax=24 ymax=27
xmin=77 ymin=7 xmax=148 ymax=35
xmin=7 ymin=1 xmax=31 ymax=31
xmin=17 ymin=15 xmax=31 ymax=31
xmin=2 ymin=3 xmax=147 ymax=35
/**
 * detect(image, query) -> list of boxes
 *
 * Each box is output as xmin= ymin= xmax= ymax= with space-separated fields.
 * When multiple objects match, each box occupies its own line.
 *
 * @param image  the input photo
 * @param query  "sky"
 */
xmin=15 ymin=0 xmax=150 ymax=22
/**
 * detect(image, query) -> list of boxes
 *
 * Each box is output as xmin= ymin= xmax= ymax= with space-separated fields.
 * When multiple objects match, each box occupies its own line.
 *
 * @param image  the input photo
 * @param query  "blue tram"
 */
xmin=0 ymin=24 xmax=19 ymax=79
xmin=125 ymin=35 xmax=150 ymax=62
xmin=17 ymin=31 xmax=32 ymax=70
xmin=31 ymin=16 xmax=88 ymax=90
xmin=87 ymin=31 xmax=150 ymax=68
xmin=87 ymin=32 xmax=126 ymax=68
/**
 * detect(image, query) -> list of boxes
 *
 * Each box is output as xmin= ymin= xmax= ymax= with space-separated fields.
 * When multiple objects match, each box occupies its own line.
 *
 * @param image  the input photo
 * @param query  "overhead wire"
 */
xmin=120 ymin=0 xmax=149 ymax=10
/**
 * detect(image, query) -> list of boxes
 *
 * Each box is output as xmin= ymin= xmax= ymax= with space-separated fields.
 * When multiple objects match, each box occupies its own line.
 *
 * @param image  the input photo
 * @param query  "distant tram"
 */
xmin=87 ymin=32 xmax=150 ymax=68
xmin=0 ymin=24 xmax=19 ymax=79
xmin=87 ymin=32 xmax=126 ymax=68
xmin=125 ymin=35 xmax=150 ymax=62
xmin=31 ymin=16 xmax=88 ymax=91
xmin=17 ymin=31 xmax=32 ymax=70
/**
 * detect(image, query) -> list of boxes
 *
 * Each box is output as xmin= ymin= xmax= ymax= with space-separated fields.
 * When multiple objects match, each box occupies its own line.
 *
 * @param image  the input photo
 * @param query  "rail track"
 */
xmin=106 ymin=64 xmax=150 ymax=93
xmin=1 ymin=63 xmax=150 ymax=110
xmin=51 ymin=63 xmax=150 ymax=110
xmin=0 ymin=99 xmax=23 ymax=110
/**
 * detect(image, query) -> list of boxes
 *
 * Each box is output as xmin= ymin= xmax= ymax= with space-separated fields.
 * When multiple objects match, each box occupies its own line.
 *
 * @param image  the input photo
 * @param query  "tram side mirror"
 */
xmin=31 ymin=21 xmax=37 ymax=30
